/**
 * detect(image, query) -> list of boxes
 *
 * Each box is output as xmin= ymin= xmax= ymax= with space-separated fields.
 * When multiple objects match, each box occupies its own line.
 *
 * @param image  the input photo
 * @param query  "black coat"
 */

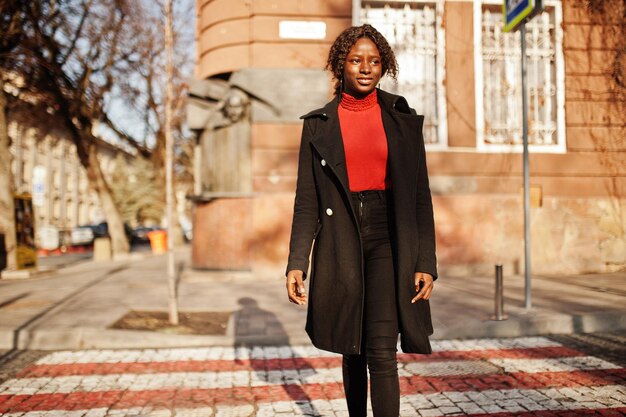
xmin=286 ymin=89 xmax=438 ymax=355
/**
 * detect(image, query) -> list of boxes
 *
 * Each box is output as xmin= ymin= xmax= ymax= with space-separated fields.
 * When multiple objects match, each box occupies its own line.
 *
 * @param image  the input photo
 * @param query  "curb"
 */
xmin=0 ymin=266 xmax=58 ymax=280
xmin=0 ymin=328 xmax=315 ymax=350
xmin=432 ymin=311 xmax=626 ymax=340
xmin=2 ymin=311 xmax=625 ymax=351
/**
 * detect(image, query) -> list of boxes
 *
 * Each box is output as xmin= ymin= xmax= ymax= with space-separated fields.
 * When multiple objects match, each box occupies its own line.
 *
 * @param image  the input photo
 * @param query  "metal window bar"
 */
xmin=361 ymin=1 xmax=440 ymax=144
xmin=482 ymin=6 xmax=557 ymax=146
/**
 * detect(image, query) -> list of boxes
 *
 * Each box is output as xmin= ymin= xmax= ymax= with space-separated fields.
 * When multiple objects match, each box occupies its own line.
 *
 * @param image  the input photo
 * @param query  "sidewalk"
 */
xmin=0 ymin=246 xmax=624 ymax=351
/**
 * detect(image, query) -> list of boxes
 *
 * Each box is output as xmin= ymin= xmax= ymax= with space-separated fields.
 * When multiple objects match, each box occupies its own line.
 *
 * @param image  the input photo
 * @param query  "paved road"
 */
xmin=0 ymin=332 xmax=624 ymax=416
xmin=36 ymin=244 xmax=154 ymax=270
xmin=36 ymin=252 xmax=93 ymax=270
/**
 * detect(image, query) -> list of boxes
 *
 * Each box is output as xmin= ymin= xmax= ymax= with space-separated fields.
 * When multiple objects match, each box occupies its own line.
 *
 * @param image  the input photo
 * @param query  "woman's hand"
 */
xmin=286 ymin=270 xmax=307 ymax=305
xmin=411 ymin=272 xmax=434 ymax=303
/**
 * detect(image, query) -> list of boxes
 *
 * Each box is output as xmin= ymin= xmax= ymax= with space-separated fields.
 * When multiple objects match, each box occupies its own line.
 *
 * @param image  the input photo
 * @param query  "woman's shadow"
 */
xmin=233 ymin=297 xmax=321 ymax=416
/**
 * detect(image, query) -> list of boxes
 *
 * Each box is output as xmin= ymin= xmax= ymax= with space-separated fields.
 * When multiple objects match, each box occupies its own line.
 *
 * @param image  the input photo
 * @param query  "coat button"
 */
xmin=321 ymin=159 xmax=326 ymax=166
xmin=326 ymin=208 xmax=333 ymax=216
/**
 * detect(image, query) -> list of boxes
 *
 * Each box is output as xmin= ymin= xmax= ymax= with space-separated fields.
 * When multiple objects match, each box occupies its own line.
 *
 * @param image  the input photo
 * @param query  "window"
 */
xmin=475 ymin=0 xmax=565 ymax=152
xmin=53 ymin=169 xmax=60 ymax=188
xmin=66 ymin=173 xmax=73 ymax=192
xmin=53 ymin=197 xmax=61 ymax=222
xmin=65 ymin=199 xmax=73 ymax=222
xmin=79 ymin=202 xmax=88 ymax=225
xmin=52 ymin=142 xmax=63 ymax=158
xmin=360 ymin=0 xmax=448 ymax=147
xmin=79 ymin=173 xmax=88 ymax=191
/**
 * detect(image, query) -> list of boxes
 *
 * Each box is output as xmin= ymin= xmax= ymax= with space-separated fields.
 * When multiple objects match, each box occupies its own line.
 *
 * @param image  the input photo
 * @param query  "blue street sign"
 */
xmin=503 ymin=0 xmax=543 ymax=32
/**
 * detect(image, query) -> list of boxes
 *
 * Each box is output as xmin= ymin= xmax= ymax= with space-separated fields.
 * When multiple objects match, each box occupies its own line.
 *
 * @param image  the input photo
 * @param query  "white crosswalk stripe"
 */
xmin=0 ymin=336 xmax=623 ymax=416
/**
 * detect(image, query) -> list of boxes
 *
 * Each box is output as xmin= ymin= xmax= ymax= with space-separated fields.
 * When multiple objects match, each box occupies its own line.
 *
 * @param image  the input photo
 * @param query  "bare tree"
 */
xmin=104 ymin=0 xmax=195 ymax=244
xmin=0 ymin=81 xmax=16 ymax=270
xmin=0 ymin=0 xmax=163 ymax=255
xmin=109 ymin=154 xmax=164 ymax=225
xmin=0 ymin=1 xmax=35 ymax=270
xmin=164 ymin=0 xmax=179 ymax=325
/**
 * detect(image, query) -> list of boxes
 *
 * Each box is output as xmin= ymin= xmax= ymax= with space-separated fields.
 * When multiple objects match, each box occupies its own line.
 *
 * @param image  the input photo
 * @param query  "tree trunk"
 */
xmin=164 ymin=0 xmax=179 ymax=325
xmin=171 ymin=189 xmax=185 ymax=245
xmin=84 ymin=141 xmax=129 ymax=255
xmin=151 ymin=130 xmax=166 ymax=189
xmin=0 ymin=83 xmax=17 ymax=270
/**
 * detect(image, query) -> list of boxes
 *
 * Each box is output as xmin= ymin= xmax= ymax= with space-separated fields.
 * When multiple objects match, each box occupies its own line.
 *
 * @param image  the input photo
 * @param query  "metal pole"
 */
xmin=165 ymin=0 xmax=179 ymax=325
xmin=521 ymin=23 xmax=532 ymax=310
xmin=193 ymin=135 xmax=202 ymax=196
xmin=492 ymin=264 xmax=507 ymax=321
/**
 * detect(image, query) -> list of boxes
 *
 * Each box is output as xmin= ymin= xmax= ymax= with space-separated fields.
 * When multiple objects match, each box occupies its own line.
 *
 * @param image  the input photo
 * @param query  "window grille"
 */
xmin=477 ymin=2 xmax=565 ymax=151
xmin=360 ymin=1 xmax=447 ymax=146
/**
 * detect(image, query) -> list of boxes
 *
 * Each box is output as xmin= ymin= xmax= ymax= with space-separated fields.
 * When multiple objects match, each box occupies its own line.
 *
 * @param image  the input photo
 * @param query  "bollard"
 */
xmin=93 ymin=237 xmax=112 ymax=261
xmin=491 ymin=264 xmax=508 ymax=321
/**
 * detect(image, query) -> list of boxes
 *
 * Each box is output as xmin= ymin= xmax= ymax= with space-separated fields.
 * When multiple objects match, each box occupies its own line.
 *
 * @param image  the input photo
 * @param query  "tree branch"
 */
xmin=101 ymin=112 xmax=152 ymax=158
xmin=58 ymin=0 xmax=92 ymax=66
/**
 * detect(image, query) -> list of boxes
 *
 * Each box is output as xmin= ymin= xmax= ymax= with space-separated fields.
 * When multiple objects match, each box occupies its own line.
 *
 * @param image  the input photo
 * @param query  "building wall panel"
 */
xmin=252 ymin=149 xmax=298 ymax=176
xmin=565 ymin=75 xmax=622 ymax=101
xmin=253 ymin=176 xmax=296 ymax=193
xmin=566 ymin=126 xmax=626 ymax=151
xmin=457 ymin=176 xmax=626 ymax=198
xmin=198 ymin=0 xmax=251 ymax=30
xmin=251 ymin=0 xmax=351 ymax=17
xmin=251 ymin=16 xmax=351 ymax=43
xmin=197 ymin=44 xmax=250 ymax=77
xmin=562 ymin=0 xmax=625 ymax=24
xmin=251 ymin=42 xmax=332 ymax=69
xmin=199 ymin=19 xmax=250 ymax=53
xmin=444 ymin=1 xmax=476 ymax=148
xmin=562 ymin=24 xmax=622 ymax=50
xmin=426 ymin=151 xmax=625 ymax=177
xmin=565 ymin=101 xmax=624 ymax=126
xmin=251 ymin=123 xmax=302 ymax=150
xmin=563 ymin=50 xmax=617 ymax=75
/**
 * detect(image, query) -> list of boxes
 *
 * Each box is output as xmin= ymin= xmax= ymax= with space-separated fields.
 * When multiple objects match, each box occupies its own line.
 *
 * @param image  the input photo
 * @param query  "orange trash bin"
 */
xmin=147 ymin=230 xmax=167 ymax=254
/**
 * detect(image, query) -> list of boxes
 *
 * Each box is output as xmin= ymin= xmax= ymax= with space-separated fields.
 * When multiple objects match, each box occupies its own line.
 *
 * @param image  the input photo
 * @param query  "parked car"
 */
xmin=70 ymin=222 xmax=133 ymax=246
xmin=70 ymin=225 xmax=98 ymax=246
xmin=131 ymin=226 xmax=162 ymax=245
xmin=37 ymin=226 xmax=60 ymax=250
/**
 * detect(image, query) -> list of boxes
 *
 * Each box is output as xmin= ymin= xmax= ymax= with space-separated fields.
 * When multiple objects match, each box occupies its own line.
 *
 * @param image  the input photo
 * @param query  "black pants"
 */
xmin=343 ymin=190 xmax=399 ymax=417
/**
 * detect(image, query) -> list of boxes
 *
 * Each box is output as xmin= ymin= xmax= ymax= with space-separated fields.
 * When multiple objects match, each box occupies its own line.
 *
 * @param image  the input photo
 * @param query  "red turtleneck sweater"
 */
xmin=338 ymin=90 xmax=388 ymax=192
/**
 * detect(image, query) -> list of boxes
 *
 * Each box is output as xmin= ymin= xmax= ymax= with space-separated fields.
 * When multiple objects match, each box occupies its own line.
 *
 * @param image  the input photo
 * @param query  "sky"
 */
xmin=99 ymin=0 xmax=196 ymax=151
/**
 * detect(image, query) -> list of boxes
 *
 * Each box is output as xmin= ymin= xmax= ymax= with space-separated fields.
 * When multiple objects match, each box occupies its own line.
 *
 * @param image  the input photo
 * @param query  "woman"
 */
xmin=285 ymin=24 xmax=437 ymax=416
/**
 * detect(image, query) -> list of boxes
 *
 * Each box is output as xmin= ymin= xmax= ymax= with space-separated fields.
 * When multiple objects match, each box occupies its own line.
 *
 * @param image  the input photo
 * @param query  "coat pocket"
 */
xmin=309 ymin=223 xmax=322 ymax=283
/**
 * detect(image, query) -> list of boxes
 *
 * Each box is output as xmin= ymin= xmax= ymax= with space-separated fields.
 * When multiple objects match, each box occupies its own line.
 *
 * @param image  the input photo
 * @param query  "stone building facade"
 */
xmin=8 ymin=123 xmax=132 ymax=245
xmin=191 ymin=0 xmax=625 ymax=275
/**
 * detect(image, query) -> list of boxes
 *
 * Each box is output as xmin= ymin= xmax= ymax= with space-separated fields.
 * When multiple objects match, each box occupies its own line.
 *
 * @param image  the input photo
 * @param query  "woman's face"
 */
xmin=342 ymin=37 xmax=382 ymax=98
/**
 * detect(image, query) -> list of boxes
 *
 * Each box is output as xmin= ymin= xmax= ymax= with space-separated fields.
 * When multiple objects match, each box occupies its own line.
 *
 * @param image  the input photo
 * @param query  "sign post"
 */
xmin=503 ymin=0 xmax=542 ymax=310
xmin=503 ymin=0 xmax=543 ymax=33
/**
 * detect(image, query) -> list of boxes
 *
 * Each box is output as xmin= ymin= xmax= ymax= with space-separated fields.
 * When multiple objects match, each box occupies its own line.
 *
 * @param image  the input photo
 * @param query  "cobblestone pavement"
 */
xmin=0 ymin=335 xmax=625 ymax=416
xmin=548 ymin=333 xmax=626 ymax=369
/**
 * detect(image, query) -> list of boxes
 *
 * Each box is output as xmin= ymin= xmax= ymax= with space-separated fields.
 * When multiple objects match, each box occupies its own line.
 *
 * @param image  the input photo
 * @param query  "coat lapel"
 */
xmin=377 ymin=90 xmax=421 ymax=202
xmin=309 ymin=97 xmax=352 ymax=198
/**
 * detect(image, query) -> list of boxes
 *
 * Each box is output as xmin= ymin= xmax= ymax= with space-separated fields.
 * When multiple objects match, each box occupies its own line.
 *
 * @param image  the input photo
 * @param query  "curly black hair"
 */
xmin=326 ymin=24 xmax=399 ymax=96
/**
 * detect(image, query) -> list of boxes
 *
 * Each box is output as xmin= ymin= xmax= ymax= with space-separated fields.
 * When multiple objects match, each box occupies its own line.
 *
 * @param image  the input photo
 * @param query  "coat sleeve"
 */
xmin=286 ymin=119 xmax=319 ymax=279
xmin=414 ymin=124 xmax=438 ymax=280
